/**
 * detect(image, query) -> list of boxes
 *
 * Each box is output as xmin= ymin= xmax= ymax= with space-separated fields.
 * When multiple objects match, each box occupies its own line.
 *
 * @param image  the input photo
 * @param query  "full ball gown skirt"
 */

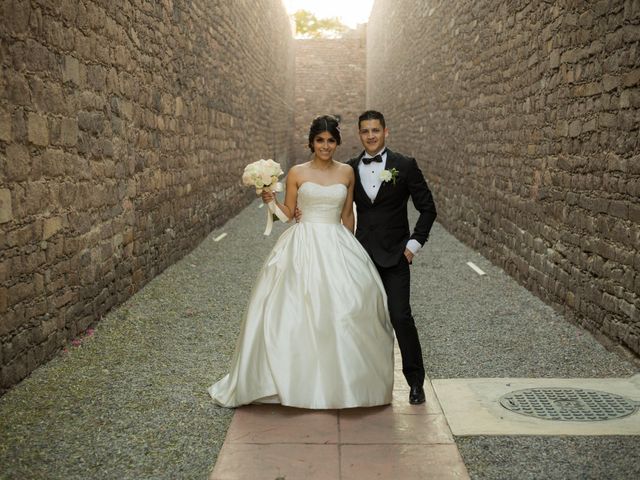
xmin=208 ymin=182 xmax=394 ymax=409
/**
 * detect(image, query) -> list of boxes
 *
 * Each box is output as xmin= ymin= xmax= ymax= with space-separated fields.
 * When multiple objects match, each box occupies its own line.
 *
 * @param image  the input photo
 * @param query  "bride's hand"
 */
xmin=261 ymin=190 xmax=275 ymax=203
xmin=294 ymin=206 xmax=302 ymax=222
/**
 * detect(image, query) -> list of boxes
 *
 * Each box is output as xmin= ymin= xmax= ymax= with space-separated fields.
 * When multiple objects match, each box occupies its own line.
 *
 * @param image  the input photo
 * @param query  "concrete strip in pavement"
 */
xmin=433 ymin=374 xmax=640 ymax=436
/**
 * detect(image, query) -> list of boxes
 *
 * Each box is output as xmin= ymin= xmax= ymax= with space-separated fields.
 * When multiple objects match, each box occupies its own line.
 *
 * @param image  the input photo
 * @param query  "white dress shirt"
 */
xmin=358 ymin=148 xmax=422 ymax=256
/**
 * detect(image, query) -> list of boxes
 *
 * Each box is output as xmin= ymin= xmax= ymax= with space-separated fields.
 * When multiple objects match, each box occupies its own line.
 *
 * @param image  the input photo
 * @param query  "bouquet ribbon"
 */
xmin=264 ymin=200 xmax=289 ymax=236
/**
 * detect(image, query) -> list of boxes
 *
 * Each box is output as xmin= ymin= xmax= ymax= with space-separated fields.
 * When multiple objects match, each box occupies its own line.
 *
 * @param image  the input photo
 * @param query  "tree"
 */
xmin=293 ymin=10 xmax=348 ymax=38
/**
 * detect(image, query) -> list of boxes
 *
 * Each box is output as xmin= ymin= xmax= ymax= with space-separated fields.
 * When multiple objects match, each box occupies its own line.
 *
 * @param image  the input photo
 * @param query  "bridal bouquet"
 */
xmin=242 ymin=159 xmax=288 ymax=235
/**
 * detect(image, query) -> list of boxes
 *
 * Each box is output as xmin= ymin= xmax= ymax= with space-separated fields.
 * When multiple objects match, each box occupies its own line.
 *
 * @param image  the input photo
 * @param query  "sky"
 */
xmin=282 ymin=0 xmax=375 ymax=29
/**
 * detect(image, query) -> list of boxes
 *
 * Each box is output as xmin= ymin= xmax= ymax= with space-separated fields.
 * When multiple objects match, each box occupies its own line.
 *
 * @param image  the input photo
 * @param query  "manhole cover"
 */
xmin=499 ymin=388 xmax=638 ymax=422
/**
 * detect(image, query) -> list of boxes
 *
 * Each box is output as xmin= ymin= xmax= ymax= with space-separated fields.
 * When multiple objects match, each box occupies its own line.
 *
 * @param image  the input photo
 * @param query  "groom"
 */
xmin=349 ymin=110 xmax=437 ymax=405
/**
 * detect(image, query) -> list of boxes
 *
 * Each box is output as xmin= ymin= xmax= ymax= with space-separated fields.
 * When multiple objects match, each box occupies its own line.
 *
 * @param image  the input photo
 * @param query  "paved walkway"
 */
xmin=211 ymin=346 xmax=469 ymax=479
xmin=0 ymin=198 xmax=638 ymax=480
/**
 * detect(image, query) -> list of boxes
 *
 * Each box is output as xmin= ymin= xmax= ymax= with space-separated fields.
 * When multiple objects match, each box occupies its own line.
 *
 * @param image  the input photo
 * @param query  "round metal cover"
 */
xmin=499 ymin=388 xmax=638 ymax=422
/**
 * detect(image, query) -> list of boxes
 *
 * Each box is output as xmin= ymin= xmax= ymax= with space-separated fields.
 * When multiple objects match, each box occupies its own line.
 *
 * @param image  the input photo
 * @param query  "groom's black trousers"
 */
xmin=376 ymin=258 xmax=425 ymax=387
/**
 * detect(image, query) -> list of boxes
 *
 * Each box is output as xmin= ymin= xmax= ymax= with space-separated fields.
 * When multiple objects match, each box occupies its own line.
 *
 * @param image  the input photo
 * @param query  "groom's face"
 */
xmin=358 ymin=119 xmax=388 ymax=156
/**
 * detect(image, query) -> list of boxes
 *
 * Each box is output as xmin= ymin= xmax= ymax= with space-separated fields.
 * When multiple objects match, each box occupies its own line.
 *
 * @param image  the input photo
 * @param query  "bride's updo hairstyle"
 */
xmin=308 ymin=115 xmax=341 ymax=152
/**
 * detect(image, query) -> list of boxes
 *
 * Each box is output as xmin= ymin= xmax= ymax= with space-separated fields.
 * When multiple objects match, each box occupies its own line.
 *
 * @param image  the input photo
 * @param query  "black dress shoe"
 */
xmin=409 ymin=385 xmax=426 ymax=405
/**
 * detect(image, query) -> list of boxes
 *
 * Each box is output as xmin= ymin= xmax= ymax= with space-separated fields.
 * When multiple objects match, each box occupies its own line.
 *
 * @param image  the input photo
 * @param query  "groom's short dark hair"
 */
xmin=358 ymin=110 xmax=386 ymax=129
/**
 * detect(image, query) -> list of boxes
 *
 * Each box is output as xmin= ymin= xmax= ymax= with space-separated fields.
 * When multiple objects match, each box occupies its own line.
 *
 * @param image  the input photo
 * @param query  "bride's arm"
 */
xmin=340 ymin=170 xmax=355 ymax=233
xmin=279 ymin=170 xmax=298 ymax=220
xmin=263 ymin=167 xmax=298 ymax=221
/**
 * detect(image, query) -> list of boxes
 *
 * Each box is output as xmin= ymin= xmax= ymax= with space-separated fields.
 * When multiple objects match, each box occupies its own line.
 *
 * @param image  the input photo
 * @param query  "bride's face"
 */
xmin=313 ymin=131 xmax=337 ymax=161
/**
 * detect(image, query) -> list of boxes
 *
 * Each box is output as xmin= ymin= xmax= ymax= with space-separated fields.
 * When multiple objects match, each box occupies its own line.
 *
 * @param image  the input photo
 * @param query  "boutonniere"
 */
xmin=379 ymin=168 xmax=399 ymax=185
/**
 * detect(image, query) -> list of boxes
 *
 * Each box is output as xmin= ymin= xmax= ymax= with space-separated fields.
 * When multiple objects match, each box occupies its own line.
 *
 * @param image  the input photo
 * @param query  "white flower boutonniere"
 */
xmin=380 ymin=167 xmax=399 ymax=185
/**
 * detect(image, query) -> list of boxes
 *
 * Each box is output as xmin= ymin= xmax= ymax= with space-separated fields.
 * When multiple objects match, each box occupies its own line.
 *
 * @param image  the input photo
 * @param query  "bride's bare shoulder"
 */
xmin=290 ymin=162 xmax=312 ymax=173
xmin=337 ymin=162 xmax=355 ymax=179
xmin=337 ymin=162 xmax=353 ymax=172
xmin=290 ymin=162 xmax=314 ymax=177
xmin=286 ymin=164 xmax=306 ymax=184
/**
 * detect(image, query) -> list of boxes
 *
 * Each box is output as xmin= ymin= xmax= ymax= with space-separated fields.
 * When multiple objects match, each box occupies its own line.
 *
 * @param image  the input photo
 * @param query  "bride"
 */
xmin=208 ymin=115 xmax=394 ymax=409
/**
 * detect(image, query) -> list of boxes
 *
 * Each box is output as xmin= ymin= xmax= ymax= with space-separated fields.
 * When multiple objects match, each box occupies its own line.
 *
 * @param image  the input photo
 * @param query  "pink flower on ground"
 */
xmin=86 ymin=328 xmax=95 ymax=337
xmin=71 ymin=338 xmax=82 ymax=347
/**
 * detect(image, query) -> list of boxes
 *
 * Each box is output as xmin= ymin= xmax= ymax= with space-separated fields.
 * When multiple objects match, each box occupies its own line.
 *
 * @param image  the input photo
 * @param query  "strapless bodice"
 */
xmin=297 ymin=182 xmax=347 ymax=224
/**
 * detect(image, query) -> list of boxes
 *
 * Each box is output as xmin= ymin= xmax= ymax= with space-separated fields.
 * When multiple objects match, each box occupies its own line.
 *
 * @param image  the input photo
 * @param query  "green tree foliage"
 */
xmin=293 ymin=10 xmax=348 ymax=38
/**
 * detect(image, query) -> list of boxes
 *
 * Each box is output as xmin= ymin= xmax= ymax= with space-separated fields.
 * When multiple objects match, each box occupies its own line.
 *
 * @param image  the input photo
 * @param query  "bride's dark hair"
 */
xmin=308 ymin=115 xmax=341 ymax=152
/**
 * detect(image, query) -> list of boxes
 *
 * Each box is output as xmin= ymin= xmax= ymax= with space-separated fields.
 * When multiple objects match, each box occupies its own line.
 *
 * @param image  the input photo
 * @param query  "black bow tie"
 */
xmin=362 ymin=153 xmax=383 ymax=165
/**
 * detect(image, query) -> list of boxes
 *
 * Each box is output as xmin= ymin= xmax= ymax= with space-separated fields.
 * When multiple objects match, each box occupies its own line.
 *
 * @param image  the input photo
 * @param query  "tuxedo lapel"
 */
xmin=373 ymin=150 xmax=398 ymax=205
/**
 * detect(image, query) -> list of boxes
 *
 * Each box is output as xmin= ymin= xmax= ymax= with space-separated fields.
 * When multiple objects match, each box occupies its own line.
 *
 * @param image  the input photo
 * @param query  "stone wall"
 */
xmin=0 ymin=0 xmax=295 ymax=393
xmin=293 ymin=28 xmax=367 ymax=163
xmin=368 ymin=0 xmax=640 ymax=355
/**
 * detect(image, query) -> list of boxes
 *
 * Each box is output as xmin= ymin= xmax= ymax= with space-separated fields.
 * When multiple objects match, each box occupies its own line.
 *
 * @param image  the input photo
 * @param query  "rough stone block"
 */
xmin=0 ymin=287 xmax=6 ymax=313
xmin=598 ymin=112 xmax=616 ymax=128
xmin=622 ymin=69 xmax=640 ymax=87
xmin=1 ymin=0 xmax=31 ymax=36
xmin=40 ymin=148 xmax=66 ymax=177
xmin=26 ymin=39 xmax=55 ymax=73
xmin=556 ymin=120 xmax=568 ymax=136
xmin=176 ymin=97 xmax=184 ymax=116
xmin=6 ymin=72 xmax=31 ymax=106
xmin=43 ymin=216 xmax=63 ymax=240
xmin=8 ymin=282 xmax=35 ymax=307
xmin=583 ymin=118 xmax=597 ymax=132
xmin=63 ymin=55 xmax=80 ymax=85
xmin=629 ymin=203 xmax=640 ymax=223
xmin=12 ymin=109 xmax=27 ymax=141
xmin=6 ymin=143 xmax=32 ymax=182
xmin=32 ymin=78 xmax=67 ymax=115
xmin=27 ymin=112 xmax=49 ymax=146
xmin=0 ymin=262 xmax=7 ymax=283
xmin=574 ymin=82 xmax=602 ymax=97
xmin=568 ymin=120 xmax=582 ymax=137
xmin=77 ymin=111 xmax=104 ymax=133
xmin=87 ymin=64 xmax=106 ymax=91
xmin=106 ymin=67 xmax=120 ymax=93
xmin=0 ymin=111 xmax=12 ymax=142
xmin=60 ymin=117 xmax=78 ymax=146
xmin=608 ymin=200 xmax=629 ymax=219
xmin=602 ymin=74 xmax=620 ymax=91
xmin=619 ymin=90 xmax=632 ymax=108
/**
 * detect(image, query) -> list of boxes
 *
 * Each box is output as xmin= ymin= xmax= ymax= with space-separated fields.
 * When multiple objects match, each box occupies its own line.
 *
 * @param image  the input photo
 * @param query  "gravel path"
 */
xmin=0 ymin=202 xmax=637 ymax=479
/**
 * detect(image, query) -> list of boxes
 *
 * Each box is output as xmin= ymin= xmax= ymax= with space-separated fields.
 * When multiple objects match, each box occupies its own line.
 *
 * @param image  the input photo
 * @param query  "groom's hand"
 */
xmin=404 ymin=249 xmax=414 ymax=264
xmin=294 ymin=207 xmax=302 ymax=223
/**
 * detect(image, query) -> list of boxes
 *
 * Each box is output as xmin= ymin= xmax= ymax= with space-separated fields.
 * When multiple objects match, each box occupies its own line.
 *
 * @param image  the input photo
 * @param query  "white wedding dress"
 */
xmin=208 ymin=182 xmax=394 ymax=409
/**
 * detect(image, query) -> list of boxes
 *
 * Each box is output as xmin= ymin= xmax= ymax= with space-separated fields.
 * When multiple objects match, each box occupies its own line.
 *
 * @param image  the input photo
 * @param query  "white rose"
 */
xmin=241 ymin=170 xmax=255 ymax=186
xmin=380 ymin=170 xmax=392 ymax=182
xmin=266 ymin=160 xmax=282 ymax=176
xmin=261 ymin=172 xmax=272 ymax=185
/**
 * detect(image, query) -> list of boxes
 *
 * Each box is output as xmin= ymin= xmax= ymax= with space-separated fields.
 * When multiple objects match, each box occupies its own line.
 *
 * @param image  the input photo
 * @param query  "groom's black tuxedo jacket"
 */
xmin=348 ymin=149 xmax=437 ymax=268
